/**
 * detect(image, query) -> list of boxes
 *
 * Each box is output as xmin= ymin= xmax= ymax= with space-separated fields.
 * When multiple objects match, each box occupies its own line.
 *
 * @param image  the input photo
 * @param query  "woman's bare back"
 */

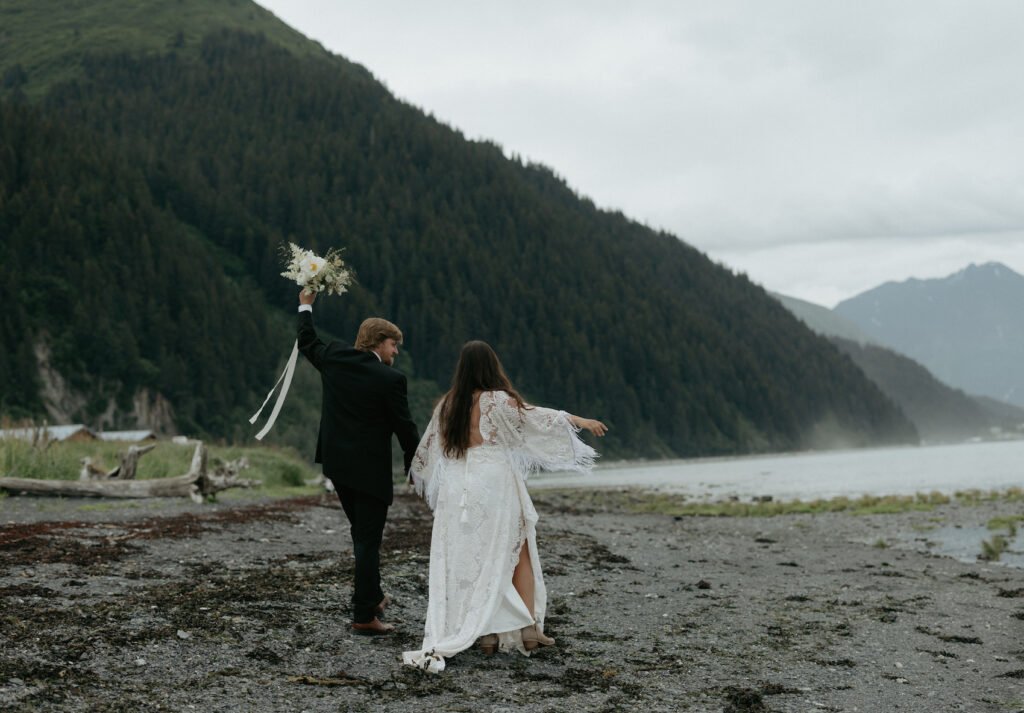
xmin=467 ymin=390 xmax=484 ymax=449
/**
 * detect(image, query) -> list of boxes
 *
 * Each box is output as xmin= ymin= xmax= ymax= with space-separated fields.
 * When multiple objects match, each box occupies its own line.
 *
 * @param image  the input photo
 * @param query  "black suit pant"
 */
xmin=335 ymin=485 xmax=389 ymax=623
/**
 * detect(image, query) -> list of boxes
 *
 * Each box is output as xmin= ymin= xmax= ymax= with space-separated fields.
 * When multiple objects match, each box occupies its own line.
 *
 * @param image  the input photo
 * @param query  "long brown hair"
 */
xmin=439 ymin=341 xmax=527 ymax=459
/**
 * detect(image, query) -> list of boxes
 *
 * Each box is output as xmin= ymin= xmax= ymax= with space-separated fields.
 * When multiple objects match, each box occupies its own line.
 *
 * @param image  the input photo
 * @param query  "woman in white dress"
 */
xmin=402 ymin=341 xmax=607 ymax=673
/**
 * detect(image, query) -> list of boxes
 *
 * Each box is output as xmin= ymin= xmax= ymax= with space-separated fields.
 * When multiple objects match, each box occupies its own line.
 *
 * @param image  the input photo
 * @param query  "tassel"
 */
xmin=460 ymin=509 xmax=469 ymax=523
xmin=459 ymin=492 xmax=467 ymax=507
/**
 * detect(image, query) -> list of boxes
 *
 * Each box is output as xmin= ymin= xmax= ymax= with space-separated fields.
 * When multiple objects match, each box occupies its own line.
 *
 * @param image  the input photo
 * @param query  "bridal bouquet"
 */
xmin=251 ymin=243 xmax=354 ymax=441
xmin=280 ymin=242 xmax=352 ymax=296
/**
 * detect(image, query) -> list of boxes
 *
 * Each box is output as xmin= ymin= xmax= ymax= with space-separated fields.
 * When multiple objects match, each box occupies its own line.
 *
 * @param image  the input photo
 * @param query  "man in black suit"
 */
xmin=297 ymin=290 xmax=420 ymax=634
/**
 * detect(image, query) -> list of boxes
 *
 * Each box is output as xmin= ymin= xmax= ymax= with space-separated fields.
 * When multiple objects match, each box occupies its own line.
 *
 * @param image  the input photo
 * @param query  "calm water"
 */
xmin=530 ymin=439 xmax=1024 ymax=501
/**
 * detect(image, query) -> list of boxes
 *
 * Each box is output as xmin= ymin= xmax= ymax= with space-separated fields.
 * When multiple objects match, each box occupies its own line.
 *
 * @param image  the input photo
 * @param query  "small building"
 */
xmin=98 ymin=430 xmax=160 ymax=442
xmin=0 ymin=424 xmax=98 ymax=442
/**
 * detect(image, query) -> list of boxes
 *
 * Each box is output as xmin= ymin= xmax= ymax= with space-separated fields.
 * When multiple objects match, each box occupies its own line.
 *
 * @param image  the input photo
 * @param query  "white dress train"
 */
xmin=402 ymin=390 xmax=597 ymax=673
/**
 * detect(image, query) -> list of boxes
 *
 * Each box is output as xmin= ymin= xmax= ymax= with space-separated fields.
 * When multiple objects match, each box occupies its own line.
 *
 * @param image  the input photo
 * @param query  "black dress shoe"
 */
xmin=352 ymin=617 xmax=395 ymax=635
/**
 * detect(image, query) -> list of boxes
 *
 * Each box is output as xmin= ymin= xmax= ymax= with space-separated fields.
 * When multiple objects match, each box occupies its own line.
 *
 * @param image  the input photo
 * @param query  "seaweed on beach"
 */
xmin=722 ymin=686 xmax=769 ymax=712
xmin=510 ymin=666 xmax=643 ymax=697
xmin=915 ymin=625 xmax=983 ymax=645
xmin=2 ymin=492 xmax=1023 ymax=712
xmin=0 ymin=497 xmax=327 ymax=568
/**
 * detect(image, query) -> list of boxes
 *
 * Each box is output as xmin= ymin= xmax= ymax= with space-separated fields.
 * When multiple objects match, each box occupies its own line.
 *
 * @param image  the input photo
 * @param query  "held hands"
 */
xmin=572 ymin=415 xmax=608 ymax=437
xmin=299 ymin=289 xmax=316 ymax=306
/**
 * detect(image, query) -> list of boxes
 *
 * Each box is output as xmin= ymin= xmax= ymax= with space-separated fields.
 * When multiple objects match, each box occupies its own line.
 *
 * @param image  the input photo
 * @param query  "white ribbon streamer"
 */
xmin=249 ymin=339 xmax=299 ymax=441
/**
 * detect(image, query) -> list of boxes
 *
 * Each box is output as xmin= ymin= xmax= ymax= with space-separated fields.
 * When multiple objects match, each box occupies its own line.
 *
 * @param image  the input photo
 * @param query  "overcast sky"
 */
xmin=259 ymin=0 xmax=1024 ymax=307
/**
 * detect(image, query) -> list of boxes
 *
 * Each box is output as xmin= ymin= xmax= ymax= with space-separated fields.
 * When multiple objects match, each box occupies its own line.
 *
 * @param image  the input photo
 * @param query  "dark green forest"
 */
xmin=829 ymin=338 xmax=1020 ymax=443
xmin=0 ymin=13 xmax=919 ymax=459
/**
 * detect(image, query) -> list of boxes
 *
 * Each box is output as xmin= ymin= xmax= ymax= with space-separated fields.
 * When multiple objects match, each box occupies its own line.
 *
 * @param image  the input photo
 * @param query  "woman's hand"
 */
xmin=572 ymin=415 xmax=608 ymax=437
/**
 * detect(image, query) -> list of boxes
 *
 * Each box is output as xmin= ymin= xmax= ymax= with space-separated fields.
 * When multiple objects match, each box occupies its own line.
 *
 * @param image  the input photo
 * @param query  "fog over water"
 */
xmin=530 ymin=439 xmax=1024 ymax=501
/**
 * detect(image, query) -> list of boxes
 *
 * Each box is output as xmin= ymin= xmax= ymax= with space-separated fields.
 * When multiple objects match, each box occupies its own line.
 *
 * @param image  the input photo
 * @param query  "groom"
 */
xmin=297 ymin=290 xmax=420 ymax=634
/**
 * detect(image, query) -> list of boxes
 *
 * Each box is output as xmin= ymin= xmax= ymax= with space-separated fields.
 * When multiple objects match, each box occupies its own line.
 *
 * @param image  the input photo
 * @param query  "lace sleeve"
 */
xmin=409 ymin=403 xmax=445 ymax=510
xmin=486 ymin=392 xmax=598 ymax=477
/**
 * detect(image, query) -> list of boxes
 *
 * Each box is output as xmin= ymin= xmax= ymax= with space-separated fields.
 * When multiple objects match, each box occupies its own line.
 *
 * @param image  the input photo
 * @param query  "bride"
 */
xmin=403 ymin=340 xmax=607 ymax=673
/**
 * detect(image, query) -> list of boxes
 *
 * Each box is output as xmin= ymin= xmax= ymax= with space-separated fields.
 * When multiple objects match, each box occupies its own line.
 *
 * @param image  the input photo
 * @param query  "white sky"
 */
xmin=258 ymin=0 xmax=1024 ymax=307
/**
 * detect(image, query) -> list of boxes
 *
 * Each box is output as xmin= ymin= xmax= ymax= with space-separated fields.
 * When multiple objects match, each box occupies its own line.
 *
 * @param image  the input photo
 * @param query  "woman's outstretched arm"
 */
xmin=564 ymin=413 xmax=609 ymax=437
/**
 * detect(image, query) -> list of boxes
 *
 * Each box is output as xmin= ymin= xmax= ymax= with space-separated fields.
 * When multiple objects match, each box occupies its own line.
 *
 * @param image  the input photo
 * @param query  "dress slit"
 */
xmin=403 ymin=390 xmax=596 ymax=672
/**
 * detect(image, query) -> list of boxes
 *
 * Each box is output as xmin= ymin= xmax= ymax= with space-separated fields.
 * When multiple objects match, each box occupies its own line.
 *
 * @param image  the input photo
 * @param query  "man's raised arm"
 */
xmin=296 ymin=290 xmax=327 ymax=370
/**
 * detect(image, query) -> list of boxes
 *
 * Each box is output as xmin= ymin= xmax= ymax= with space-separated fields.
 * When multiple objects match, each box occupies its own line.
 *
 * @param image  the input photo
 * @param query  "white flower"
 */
xmin=300 ymin=251 xmax=324 ymax=278
xmin=280 ymin=242 xmax=353 ymax=297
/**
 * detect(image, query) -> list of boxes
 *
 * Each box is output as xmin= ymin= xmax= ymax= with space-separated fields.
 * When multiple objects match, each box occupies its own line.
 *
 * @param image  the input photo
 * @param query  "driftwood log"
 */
xmin=117 ymin=443 xmax=157 ymax=480
xmin=304 ymin=473 xmax=335 ymax=492
xmin=79 ymin=444 xmax=157 ymax=481
xmin=0 ymin=443 xmax=260 ymax=503
xmin=79 ymin=456 xmax=114 ymax=480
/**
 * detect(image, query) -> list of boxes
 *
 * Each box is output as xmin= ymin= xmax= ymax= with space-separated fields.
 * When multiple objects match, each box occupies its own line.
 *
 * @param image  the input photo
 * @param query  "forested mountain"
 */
xmin=0 ymin=1 xmax=918 ymax=459
xmin=829 ymin=338 xmax=1024 ymax=442
xmin=774 ymin=292 xmax=1024 ymax=442
xmin=771 ymin=293 xmax=876 ymax=345
xmin=0 ymin=0 xmax=330 ymax=98
xmin=836 ymin=263 xmax=1024 ymax=410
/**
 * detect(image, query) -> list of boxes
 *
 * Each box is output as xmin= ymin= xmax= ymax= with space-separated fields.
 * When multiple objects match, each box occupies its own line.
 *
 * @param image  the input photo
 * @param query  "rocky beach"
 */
xmin=1 ymin=488 xmax=1023 ymax=712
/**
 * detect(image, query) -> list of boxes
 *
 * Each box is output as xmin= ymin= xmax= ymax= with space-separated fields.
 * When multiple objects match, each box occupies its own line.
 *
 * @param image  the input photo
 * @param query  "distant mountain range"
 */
xmin=771 ymin=294 xmax=877 ymax=345
xmin=835 ymin=262 xmax=1024 ymax=409
xmin=774 ymin=264 xmax=1024 ymax=442
xmin=827 ymin=337 xmax=1021 ymax=443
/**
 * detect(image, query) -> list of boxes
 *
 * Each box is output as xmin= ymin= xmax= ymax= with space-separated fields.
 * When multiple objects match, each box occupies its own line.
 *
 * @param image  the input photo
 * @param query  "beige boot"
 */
xmin=476 ymin=634 xmax=498 ymax=655
xmin=521 ymin=624 xmax=555 ymax=650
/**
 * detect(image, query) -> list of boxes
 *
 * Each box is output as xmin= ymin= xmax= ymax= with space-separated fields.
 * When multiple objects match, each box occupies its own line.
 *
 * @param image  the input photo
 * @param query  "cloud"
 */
xmin=712 ymin=229 xmax=1024 ymax=308
xmin=258 ymin=0 xmax=1024 ymax=299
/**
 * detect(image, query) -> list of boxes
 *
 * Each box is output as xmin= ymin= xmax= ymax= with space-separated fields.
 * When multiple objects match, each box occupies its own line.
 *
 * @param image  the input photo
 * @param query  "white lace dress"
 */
xmin=402 ymin=390 xmax=597 ymax=673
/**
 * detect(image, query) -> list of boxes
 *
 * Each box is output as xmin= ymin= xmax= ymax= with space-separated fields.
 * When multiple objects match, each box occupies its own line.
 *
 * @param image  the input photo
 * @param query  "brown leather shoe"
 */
xmin=352 ymin=617 xmax=395 ymax=635
xmin=374 ymin=594 xmax=390 ymax=616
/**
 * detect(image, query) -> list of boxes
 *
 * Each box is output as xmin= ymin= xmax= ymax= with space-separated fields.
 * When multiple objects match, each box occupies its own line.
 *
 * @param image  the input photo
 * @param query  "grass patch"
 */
xmin=980 ymin=535 xmax=1009 ymax=562
xmin=75 ymin=501 xmax=145 ymax=512
xmin=635 ymin=491 xmax=947 ymax=517
xmin=0 ymin=438 xmax=320 ymax=494
xmin=988 ymin=515 xmax=1024 ymax=535
xmin=956 ymin=486 xmax=1024 ymax=505
xmin=535 ymin=488 xmax=1022 ymax=519
xmin=220 ymin=484 xmax=323 ymax=500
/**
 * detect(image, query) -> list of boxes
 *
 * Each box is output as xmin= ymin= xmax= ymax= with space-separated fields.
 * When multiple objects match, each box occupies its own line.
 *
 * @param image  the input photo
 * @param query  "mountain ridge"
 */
xmin=775 ymin=285 xmax=1024 ymax=441
xmin=0 ymin=1 xmax=918 ymax=458
xmin=835 ymin=261 xmax=1024 ymax=409
xmin=771 ymin=293 xmax=877 ymax=345
xmin=0 ymin=0 xmax=336 ymax=98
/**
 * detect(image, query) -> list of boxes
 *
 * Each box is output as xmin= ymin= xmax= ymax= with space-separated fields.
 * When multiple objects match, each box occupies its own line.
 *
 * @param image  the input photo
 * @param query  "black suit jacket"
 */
xmin=297 ymin=310 xmax=420 ymax=504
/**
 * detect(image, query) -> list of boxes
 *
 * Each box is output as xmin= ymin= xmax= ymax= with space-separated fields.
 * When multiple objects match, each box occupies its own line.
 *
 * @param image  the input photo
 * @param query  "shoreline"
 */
xmin=530 ymin=439 xmax=1024 ymax=502
xmin=2 ymin=489 xmax=1023 ymax=711
xmin=592 ymin=434 xmax=1024 ymax=472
